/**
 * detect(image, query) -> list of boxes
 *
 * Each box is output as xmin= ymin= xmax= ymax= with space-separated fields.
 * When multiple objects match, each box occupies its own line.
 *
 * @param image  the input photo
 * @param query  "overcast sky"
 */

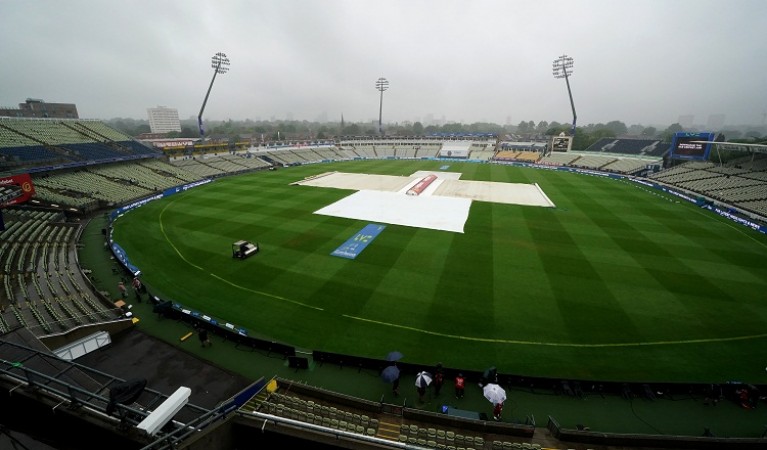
xmin=2 ymin=0 xmax=766 ymax=127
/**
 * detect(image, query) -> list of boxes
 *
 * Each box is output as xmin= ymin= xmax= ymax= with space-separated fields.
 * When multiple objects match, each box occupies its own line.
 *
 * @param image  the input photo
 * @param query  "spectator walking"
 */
xmin=391 ymin=362 xmax=400 ymax=397
xmin=117 ymin=281 xmax=127 ymax=299
xmin=417 ymin=384 xmax=426 ymax=403
xmin=454 ymin=373 xmax=465 ymax=399
xmin=493 ymin=401 xmax=504 ymax=421
xmin=198 ymin=328 xmax=212 ymax=347
xmin=131 ymin=277 xmax=143 ymax=302
xmin=433 ymin=363 xmax=444 ymax=396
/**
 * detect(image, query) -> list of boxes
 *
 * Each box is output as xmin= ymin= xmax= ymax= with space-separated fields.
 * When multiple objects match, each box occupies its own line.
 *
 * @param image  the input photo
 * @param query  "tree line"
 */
xmin=104 ymin=117 xmax=766 ymax=151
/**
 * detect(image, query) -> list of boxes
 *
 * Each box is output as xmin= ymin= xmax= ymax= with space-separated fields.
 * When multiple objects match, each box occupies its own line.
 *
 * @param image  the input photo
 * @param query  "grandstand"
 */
xmin=0 ymin=117 xmax=159 ymax=172
xmin=0 ymin=209 xmax=122 ymax=336
xmin=584 ymin=137 xmax=668 ymax=157
xmin=1 ymin=122 xmax=766 ymax=450
xmin=648 ymin=155 xmax=767 ymax=217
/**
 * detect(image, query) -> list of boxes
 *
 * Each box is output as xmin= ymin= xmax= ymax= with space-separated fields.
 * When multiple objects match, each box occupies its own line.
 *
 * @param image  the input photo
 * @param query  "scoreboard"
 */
xmin=669 ymin=132 xmax=715 ymax=160
xmin=551 ymin=135 xmax=572 ymax=152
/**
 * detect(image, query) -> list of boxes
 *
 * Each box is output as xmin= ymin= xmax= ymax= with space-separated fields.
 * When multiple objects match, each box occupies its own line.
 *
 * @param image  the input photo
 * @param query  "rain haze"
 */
xmin=1 ymin=0 xmax=766 ymax=127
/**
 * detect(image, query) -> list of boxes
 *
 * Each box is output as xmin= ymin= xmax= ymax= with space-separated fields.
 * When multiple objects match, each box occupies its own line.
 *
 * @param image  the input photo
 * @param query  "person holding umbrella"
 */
xmin=381 ymin=362 xmax=401 ymax=397
xmin=383 ymin=351 xmax=403 ymax=397
xmin=483 ymin=382 xmax=507 ymax=421
xmin=415 ymin=371 xmax=432 ymax=403
xmin=392 ymin=365 xmax=401 ymax=397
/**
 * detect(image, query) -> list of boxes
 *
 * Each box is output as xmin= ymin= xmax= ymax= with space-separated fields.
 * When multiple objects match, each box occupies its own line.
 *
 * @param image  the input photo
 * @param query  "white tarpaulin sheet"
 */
xmin=314 ymin=190 xmax=472 ymax=233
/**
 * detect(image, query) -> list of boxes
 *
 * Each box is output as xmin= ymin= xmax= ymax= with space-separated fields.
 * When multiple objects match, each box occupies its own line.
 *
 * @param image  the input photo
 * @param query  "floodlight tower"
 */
xmin=375 ymin=77 xmax=389 ymax=135
xmin=552 ymin=54 xmax=577 ymax=136
xmin=198 ymin=52 xmax=230 ymax=139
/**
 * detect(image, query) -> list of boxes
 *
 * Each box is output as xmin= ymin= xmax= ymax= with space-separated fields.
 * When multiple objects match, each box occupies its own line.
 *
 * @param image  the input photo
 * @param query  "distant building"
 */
xmin=677 ymin=114 xmax=694 ymax=129
xmin=147 ymin=106 xmax=181 ymax=134
xmin=0 ymin=98 xmax=79 ymax=118
xmin=706 ymin=114 xmax=726 ymax=131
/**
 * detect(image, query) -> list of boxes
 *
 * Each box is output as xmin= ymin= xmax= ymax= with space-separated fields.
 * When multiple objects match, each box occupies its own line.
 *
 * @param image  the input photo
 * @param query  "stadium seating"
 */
xmin=584 ymin=138 xmax=665 ymax=156
xmin=0 ymin=208 xmax=121 ymax=335
xmin=0 ymin=118 xmax=161 ymax=169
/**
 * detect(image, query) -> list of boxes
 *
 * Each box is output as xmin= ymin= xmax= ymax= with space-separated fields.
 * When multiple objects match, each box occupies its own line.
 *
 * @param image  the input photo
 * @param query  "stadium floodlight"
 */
xmin=375 ymin=77 xmax=389 ymax=135
xmin=198 ymin=52 xmax=231 ymax=139
xmin=552 ymin=54 xmax=577 ymax=136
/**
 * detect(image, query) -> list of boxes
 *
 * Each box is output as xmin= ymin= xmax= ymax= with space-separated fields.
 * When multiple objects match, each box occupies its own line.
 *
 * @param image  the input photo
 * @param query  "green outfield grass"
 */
xmin=111 ymin=160 xmax=767 ymax=384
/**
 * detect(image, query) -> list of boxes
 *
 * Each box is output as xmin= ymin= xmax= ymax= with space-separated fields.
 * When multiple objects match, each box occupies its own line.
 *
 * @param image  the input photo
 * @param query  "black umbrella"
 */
xmin=386 ymin=351 xmax=404 ymax=362
xmin=381 ymin=365 xmax=400 ymax=383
